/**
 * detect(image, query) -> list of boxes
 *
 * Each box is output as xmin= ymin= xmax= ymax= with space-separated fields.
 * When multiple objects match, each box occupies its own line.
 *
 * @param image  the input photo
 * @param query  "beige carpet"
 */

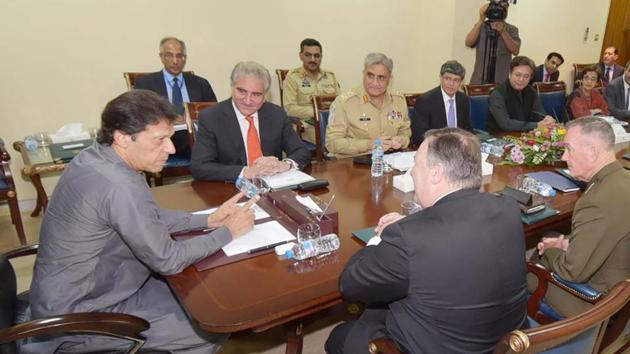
xmin=0 ymin=210 xmax=339 ymax=353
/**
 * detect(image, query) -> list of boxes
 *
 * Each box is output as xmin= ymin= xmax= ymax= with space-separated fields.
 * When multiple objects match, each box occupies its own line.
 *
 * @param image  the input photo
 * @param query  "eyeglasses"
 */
xmin=583 ymin=76 xmax=598 ymax=82
xmin=161 ymin=52 xmax=186 ymax=61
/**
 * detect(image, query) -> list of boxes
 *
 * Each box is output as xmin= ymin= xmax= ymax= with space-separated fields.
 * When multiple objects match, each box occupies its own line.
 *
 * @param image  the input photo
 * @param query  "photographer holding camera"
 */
xmin=465 ymin=1 xmax=521 ymax=84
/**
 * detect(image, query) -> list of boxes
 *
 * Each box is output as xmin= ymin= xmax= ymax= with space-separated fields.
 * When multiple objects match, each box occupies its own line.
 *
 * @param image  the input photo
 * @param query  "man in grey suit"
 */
xmin=191 ymin=61 xmax=311 ymax=182
xmin=134 ymin=37 xmax=217 ymax=157
xmin=28 ymin=90 xmax=255 ymax=353
xmin=604 ymin=59 xmax=630 ymax=121
xmin=325 ymin=128 xmax=527 ymax=354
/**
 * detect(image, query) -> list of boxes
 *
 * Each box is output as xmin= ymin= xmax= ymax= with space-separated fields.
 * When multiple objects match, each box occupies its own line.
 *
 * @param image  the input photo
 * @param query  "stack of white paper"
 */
xmin=222 ymin=220 xmax=295 ymax=256
xmin=193 ymin=203 xmax=270 ymax=220
xmin=262 ymin=170 xmax=314 ymax=189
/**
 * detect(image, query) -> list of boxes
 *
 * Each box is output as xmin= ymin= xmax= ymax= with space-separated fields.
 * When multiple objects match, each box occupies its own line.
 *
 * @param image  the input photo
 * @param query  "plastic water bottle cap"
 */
xmin=375 ymin=138 xmax=381 ymax=145
xmin=284 ymin=250 xmax=294 ymax=259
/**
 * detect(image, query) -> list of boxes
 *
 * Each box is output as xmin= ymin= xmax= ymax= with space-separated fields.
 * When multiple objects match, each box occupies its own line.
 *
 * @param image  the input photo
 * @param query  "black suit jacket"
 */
xmin=604 ymin=75 xmax=630 ymax=120
xmin=411 ymin=86 xmax=472 ymax=146
xmin=133 ymin=70 xmax=217 ymax=102
xmin=134 ymin=71 xmax=217 ymax=155
xmin=339 ymin=189 xmax=527 ymax=353
xmin=530 ymin=64 xmax=559 ymax=84
xmin=598 ymin=63 xmax=624 ymax=87
xmin=190 ymin=99 xmax=311 ymax=181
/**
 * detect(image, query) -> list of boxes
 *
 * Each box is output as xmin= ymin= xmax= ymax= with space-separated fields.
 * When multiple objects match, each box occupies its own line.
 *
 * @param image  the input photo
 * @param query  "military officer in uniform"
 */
xmin=326 ymin=52 xmax=410 ymax=158
xmin=283 ymin=38 xmax=339 ymax=144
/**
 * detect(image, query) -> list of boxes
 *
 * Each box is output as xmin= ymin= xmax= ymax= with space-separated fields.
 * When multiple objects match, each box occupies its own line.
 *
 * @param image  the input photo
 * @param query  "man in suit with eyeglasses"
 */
xmin=135 ymin=37 xmax=217 ymax=158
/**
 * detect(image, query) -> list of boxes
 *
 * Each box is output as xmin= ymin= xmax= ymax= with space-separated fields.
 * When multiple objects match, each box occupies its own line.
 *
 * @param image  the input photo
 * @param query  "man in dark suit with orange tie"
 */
xmin=134 ymin=37 xmax=217 ymax=157
xmin=410 ymin=60 xmax=472 ymax=146
xmin=598 ymin=46 xmax=624 ymax=88
xmin=191 ymin=61 xmax=310 ymax=182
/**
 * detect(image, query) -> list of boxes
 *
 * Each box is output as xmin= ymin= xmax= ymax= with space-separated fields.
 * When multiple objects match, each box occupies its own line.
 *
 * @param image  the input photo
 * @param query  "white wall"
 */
xmin=0 ymin=0 xmax=610 ymax=201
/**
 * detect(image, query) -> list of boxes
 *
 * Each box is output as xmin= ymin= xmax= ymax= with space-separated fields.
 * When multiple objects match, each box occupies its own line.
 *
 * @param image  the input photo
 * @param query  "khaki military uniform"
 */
xmin=326 ymin=85 xmax=411 ymax=158
xmin=283 ymin=66 xmax=339 ymax=143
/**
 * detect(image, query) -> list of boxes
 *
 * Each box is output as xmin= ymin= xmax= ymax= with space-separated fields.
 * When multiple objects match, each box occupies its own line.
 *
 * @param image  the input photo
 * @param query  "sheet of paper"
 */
xmin=262 ymin=170 xmax=315 ymax=189
xmin=383 ymin=151 xmax=416 ymax=171
xmin=295 ymin=195 xmax=323 ymax=213
xmin=222 ymin=220 xmax=296 ymax=256
xmin=193 ymin=202 xmax=270 ymax=220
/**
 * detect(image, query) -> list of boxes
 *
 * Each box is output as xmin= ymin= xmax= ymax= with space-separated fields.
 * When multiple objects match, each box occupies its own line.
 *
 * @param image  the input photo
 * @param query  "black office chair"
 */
xmin=0 ymin=245 xmax=162 ymax=354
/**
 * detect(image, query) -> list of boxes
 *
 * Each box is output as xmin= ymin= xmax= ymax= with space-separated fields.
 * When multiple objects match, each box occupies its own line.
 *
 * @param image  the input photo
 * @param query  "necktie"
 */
xmin=245 ymin=115 xmax=263 ymax=166
xmin=172 ymin=77 xmax=184 ymax=114
xmin=544 ymin=73 xmax=550 ymax=82
xmin=447 ymin=98 xmax=456 ymax=128
xmin=605 ymin=67 xmax=611 ymax=83
xmin=626 ymin=87 xmax=630 ymax=110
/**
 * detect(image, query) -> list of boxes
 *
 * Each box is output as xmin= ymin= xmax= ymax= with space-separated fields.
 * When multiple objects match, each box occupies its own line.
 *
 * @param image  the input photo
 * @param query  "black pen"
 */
xmin=247 ymin=240 xmax=292 ymax=254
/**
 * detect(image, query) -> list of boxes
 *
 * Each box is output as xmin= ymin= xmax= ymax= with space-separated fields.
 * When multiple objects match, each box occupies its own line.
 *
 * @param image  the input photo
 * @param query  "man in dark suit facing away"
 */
xmin=134 ymin=37 xmax=217 ymax=158
xmin=191 ymin=61 xmax=311 ymax=182
xmin=411 ymin=60 xmax=472 ymax=146
xmin=325 ymin=128 xmax=527 ymax=354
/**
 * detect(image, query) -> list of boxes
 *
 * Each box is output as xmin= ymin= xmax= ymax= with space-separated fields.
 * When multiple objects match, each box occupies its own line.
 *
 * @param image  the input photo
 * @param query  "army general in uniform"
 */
xmin=326 ymin=53 xmax=411 ymax=159
xmin=283 ymin=38 xmax=339 ymax=144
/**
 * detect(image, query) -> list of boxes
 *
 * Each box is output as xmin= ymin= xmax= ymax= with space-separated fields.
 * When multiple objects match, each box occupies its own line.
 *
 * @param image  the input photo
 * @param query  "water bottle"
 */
xmin=24 ymin=136 xmax=38 ymax=151
xmin=521 ymin=176 xmax=556 ymax=197
xmin=235 ymin=176 xmax=259 ymax=198
xmin=285 ymin=234 xmax=340 ymax=260
xmin=371 ymin=139 xmax=384 ymax=177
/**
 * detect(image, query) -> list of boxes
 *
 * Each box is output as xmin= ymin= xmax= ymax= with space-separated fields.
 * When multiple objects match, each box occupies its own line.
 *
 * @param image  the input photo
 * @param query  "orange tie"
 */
xmin=245 ymin=115 xmax=263 ymax=166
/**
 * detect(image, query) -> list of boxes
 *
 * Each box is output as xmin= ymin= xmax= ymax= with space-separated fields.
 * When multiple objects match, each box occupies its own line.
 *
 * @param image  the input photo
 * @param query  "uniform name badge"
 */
xmin=359 ymin=113 xmax=371 ymax=122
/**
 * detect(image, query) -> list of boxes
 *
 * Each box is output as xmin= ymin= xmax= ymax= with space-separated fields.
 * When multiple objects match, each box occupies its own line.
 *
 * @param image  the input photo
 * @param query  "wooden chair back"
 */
xmin=184 ymin=101 xmax=216 ymax=148
xmin=311 ymin=94 xmax=337 ymax=161
xmin=404 ymin=92 xmax=423 ymax=118
xmin=276 ymin=69 xmax=289 ymax=107
xmin=123 ymin=71 xmax=195 ymax=90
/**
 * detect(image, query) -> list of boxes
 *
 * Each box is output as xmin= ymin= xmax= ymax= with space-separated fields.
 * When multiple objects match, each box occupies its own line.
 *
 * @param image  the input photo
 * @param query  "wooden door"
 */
xmin=602 ymin=0 xmax=630 ymax=68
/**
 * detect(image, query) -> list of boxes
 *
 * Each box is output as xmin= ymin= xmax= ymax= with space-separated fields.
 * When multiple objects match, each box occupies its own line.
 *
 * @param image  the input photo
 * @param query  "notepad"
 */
xmin=352 ymin=227 xmax=376 ymax=244
xmin=221 ymin=220 xmax=295 ymax=256
xmin=526 ymin=171 xmax=580 ymax=193
xmin=521 ymin=207 xmax=560 ymax=225
xmin=261 ymin=170 xmax=315 ymax=190
xmin=193 ymin=203 xmax=270 ymax=220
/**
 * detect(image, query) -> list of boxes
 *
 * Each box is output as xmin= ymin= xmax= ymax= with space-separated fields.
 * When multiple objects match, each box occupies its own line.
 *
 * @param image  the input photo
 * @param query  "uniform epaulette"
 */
xmin=336 ymin=90 xmax=358 ymax=103
xmin=389 ymin=89 xmax=405 ymax=98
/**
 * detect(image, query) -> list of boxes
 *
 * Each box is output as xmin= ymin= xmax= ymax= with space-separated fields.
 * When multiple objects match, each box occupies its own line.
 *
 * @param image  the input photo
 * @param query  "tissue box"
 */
xmin=481 ymin=153 xmax=494 ymax=176
xmin=393 ymin=174 xmax=414 ymax=192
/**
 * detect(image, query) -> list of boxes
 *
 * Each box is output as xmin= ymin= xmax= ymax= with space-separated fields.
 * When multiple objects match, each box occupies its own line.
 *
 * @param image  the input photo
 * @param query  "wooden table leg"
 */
xmin=285 ymin=321 xmax=304 ymax=354
xmin=29 ymin=173 xmax=48 ymax=217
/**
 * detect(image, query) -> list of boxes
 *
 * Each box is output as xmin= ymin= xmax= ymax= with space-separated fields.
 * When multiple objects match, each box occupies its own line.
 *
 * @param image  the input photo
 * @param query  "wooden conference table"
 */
xmin=153 ymin=158 xmax=581 ymax=351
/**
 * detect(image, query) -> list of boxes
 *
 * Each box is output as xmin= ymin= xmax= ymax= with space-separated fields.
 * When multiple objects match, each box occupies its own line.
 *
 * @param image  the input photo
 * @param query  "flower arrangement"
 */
xmin=501 ymin=124 xmax=567 ymax=166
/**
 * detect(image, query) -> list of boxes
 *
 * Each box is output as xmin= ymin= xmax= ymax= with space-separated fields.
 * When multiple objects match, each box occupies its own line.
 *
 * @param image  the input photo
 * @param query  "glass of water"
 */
xmin=297 ymin=223 xmax=321 ymax=244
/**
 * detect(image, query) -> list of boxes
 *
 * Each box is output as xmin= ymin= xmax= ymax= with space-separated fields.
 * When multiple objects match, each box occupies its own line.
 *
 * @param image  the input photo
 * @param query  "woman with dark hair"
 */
xmin=568 ymin=66 xmax=609 ymax=119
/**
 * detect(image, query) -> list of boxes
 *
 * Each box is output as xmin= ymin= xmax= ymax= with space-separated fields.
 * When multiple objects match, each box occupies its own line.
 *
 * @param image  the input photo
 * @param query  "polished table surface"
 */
xmin=153 ymin=158 xmax=583 ymax=334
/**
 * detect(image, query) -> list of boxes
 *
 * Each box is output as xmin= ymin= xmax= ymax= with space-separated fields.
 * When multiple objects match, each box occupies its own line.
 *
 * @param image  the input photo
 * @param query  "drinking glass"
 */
xmin=297 ymin=223 xmax=321 ymax=244
xmin=34 ymin=132 xmax=49 ymax=147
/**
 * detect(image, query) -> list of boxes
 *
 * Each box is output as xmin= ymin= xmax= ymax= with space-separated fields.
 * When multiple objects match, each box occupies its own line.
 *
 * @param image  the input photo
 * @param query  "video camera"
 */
xmin=485 ymin=0 xmax=517 ymax=21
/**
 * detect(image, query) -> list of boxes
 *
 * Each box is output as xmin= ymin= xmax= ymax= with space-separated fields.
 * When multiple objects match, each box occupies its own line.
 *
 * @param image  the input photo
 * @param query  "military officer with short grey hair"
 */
xmin=325 ymin=52 xmax=410 ymax=159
